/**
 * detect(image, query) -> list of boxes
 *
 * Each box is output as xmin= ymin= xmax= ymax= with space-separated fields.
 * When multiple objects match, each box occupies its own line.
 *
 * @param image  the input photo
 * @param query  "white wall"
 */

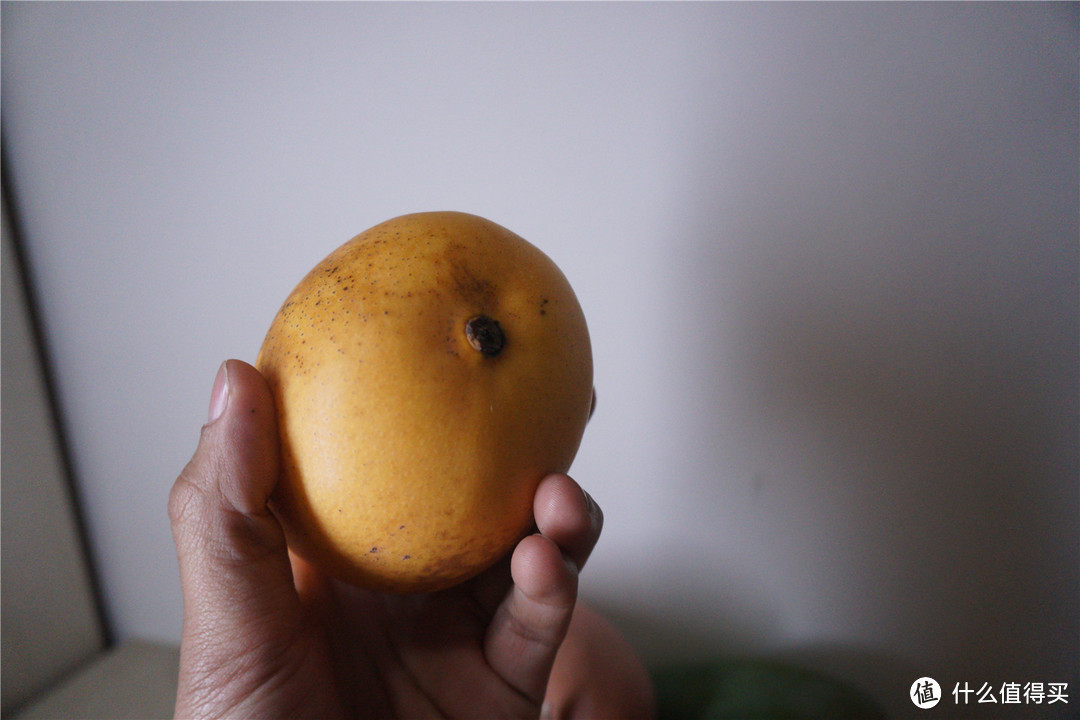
xmin=3 ymin=3 xmax=1076 ymax=716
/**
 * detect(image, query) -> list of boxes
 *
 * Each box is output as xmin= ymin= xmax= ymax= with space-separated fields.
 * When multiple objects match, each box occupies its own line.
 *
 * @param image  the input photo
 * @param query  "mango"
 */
xmin=256 ymin=212 xmax=593 ymax=593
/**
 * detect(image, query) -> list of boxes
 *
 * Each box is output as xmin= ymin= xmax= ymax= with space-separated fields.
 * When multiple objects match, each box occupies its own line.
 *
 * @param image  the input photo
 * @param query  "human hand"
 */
xmin=169 ymin=359 xmax=603 ymax=719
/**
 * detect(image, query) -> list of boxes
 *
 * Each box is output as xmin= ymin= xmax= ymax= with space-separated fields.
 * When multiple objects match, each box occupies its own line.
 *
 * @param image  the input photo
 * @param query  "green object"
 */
xmin=652 ymin=658 xmax=887 ymax=720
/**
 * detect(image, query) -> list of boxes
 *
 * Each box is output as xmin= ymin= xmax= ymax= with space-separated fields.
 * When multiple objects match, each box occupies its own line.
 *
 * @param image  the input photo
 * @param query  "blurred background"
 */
xmin=2 ymin=3 xmax=1076 ymax=718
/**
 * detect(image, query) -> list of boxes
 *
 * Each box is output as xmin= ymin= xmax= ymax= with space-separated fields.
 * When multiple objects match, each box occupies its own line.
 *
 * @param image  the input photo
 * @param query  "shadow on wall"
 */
xmin=632 ymin=177 xmax=1077 ymax=717
xmin=719 ymin=123 xmax=1076 ymax=671
xmin=599 ymin=6 xmax=1078 ymax=719
xmin=676 ymin=116 xmax=1075 ymax=720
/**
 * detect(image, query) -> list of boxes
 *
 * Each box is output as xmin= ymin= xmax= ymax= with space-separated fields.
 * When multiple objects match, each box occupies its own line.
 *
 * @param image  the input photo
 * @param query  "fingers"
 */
xmin=168 ymin=360 xmax=302 ymax=710
xmin=533 ymin=473 xmax=603 ymax=572
xmin=483 ymin=473 xmax=603 ymax=707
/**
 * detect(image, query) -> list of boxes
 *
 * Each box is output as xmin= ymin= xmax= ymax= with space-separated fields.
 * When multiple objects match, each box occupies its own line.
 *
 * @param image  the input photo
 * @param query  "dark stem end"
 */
xmin=465 ymin=315 xmax=505 ymax=357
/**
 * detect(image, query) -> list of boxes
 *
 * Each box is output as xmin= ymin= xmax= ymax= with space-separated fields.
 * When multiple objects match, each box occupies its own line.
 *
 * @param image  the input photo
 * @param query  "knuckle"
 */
xmin=168 ymin=470 xmax=207 ymax=528
xmin=507 ymin=603 xmax=563 ymax=651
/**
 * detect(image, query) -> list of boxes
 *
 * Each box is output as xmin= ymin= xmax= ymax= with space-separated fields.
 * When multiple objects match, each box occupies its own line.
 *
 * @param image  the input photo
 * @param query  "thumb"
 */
xmin=169 ymin=360 xmax=302 ymax=695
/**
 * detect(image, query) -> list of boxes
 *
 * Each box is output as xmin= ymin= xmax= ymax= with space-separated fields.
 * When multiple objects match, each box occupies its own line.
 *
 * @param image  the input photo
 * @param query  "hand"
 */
xmin=169 ymin=359 xmax=604 ymax=719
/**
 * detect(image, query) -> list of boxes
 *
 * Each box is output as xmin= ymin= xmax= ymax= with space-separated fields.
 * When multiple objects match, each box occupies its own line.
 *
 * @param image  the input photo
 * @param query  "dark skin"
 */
xmin=169 ymin=360 xmax=655 ymax=719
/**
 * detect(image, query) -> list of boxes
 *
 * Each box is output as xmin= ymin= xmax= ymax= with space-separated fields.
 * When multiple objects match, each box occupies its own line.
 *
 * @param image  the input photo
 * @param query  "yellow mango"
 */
xmin=256 ymin=212 xmax=593 ymax=593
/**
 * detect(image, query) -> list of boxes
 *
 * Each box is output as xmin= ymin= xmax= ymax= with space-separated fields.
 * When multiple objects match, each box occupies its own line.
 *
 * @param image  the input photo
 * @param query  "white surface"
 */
xmin=9 ymin=641 xmax=178 ymax=720
xmin=3 ymin=2 xmax=1076 ymax=712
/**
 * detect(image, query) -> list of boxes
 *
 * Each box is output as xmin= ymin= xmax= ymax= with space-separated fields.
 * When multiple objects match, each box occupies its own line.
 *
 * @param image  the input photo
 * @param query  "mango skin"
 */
xmin=256 ymin=212 xmax=593 ymax=593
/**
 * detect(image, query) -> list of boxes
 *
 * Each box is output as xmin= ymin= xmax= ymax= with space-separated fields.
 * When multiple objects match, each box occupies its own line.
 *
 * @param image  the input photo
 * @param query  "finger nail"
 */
xmin=583 ymin=488 xmax=603 ymax=534
xmin=582 ymin=487 xmax=596 ymax=514
xmin=208 ymin=361 xmax=229 ymax=423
